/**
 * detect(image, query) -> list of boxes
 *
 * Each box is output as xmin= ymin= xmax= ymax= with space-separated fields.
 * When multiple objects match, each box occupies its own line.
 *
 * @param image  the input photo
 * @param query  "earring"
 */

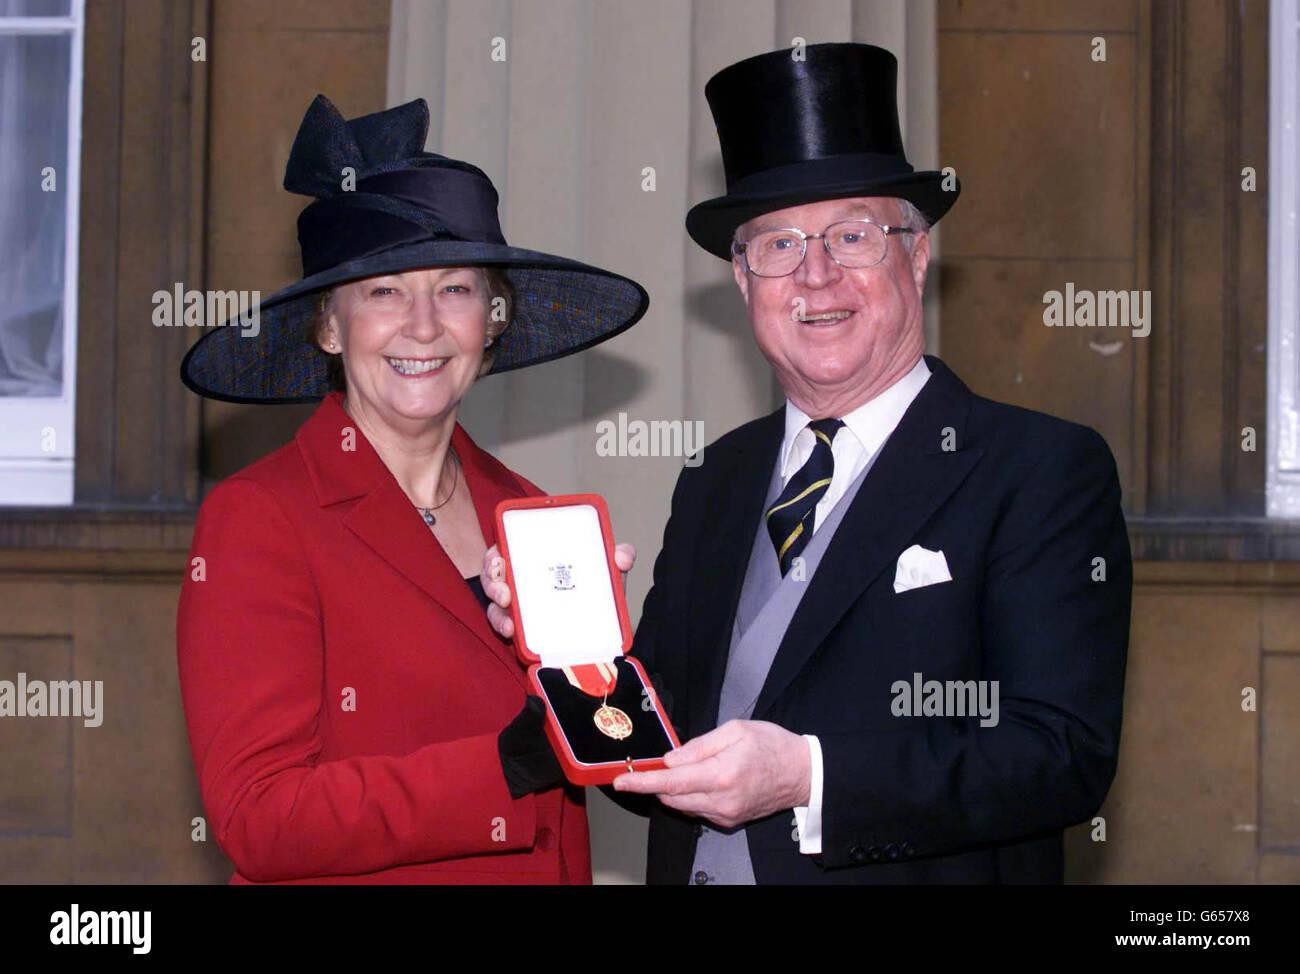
xmin=484 ymin=336 xmax=493 ymax=347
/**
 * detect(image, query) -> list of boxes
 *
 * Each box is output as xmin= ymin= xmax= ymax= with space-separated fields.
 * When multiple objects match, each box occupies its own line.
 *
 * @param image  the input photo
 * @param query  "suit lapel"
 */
xmin=752 ymin=357 xmax=985 ymax=719
xmin=687 ymin=409 xmax=784 ymax=736
xmin=298 ymin=394 xmax=531 ymax=689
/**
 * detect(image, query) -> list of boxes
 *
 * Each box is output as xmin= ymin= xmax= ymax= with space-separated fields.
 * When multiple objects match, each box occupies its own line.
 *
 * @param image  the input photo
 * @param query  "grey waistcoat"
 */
xmin=688 ymin=450 xmax=875 ymax=885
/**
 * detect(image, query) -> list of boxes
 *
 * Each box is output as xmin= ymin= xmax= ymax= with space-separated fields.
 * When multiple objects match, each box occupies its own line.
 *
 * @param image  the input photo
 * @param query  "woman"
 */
xmin=176 ymin=95 xmax=647 ymax=884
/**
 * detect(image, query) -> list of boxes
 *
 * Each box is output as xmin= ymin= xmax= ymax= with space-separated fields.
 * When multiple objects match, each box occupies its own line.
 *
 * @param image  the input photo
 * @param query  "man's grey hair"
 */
xmin=895 ymin=198 xmax=931 ymax=253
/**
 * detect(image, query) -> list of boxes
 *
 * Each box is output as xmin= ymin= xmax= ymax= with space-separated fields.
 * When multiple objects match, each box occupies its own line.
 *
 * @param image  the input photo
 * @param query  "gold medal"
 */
xmin=594 ymin=703 xmax=633 ymax=740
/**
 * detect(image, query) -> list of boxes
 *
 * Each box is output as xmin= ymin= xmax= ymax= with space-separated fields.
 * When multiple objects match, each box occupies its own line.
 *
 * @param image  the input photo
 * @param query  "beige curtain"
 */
xmin=389 ymin=0 xmax=939 ymax=885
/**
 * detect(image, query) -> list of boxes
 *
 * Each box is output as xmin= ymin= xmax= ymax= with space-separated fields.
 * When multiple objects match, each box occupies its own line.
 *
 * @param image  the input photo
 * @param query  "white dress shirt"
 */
xmin=786 ymin=356 xmax=931 ymax=855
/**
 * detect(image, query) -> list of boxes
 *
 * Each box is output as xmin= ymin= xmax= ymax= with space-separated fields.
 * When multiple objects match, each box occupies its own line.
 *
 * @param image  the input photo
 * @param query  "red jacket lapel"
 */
xmin=295 ymin=393 xmax=539 ymax=685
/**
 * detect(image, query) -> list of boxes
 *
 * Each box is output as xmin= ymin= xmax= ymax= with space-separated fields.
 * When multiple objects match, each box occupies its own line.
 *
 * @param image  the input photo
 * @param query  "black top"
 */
xmin=464 ymin=574 xmax=491 ymax=612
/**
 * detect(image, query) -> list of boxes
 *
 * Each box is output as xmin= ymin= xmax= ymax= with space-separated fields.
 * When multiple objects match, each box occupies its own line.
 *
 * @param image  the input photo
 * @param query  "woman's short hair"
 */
xmin=308 ymin=267 xmax=516 ymax=392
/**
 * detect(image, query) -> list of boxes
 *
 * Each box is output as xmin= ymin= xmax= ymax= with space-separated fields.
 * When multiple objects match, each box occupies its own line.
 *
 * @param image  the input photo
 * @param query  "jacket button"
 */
xmin=884 ymin=842 xmax=900 ymax=861
xmin=849 ymin=844 xmax=868 ymax=864
xmin=536 ymin=828 xmax=555 ymax=851
xmin=693 ymin=870 xmax=709 ymax=885
xmin=868 ymin=845 xmax=882 ymax=862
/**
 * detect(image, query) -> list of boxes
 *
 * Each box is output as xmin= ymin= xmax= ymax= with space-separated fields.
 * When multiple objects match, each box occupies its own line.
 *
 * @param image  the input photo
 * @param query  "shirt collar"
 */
xmin=780 ymin=356 xmax=932 ymax=475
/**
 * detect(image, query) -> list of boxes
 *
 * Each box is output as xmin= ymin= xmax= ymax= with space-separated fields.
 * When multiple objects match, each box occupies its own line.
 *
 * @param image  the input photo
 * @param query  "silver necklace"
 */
xmin=416 ymin=452 xmax=459 ymax=527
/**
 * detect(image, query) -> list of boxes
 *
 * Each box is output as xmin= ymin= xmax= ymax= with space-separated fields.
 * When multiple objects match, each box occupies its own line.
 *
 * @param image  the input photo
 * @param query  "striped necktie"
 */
xmin=766 ymin=417 xmax=845 ymax=576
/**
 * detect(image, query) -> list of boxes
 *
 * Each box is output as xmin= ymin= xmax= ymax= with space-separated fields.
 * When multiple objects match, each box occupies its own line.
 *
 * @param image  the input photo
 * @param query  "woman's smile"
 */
xmin=384 ymin=355 xmax=450 ymax=377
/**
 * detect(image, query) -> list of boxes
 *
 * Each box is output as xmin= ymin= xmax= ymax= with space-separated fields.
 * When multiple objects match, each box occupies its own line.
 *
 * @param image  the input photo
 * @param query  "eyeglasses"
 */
xmin=732 ymin=219 xmax=915 ymax=278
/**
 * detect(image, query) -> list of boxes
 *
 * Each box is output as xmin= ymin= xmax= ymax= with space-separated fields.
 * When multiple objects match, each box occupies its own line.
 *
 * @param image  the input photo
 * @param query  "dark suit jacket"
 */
xmin=177 ymin=391 xmax=590 ymax=884
xmin=627 ymin=356 xmax=1131 ymax=884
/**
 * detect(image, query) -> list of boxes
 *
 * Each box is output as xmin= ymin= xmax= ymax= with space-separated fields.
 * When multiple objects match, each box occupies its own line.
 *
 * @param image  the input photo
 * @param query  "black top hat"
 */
xmin=182 ymin=95 xmax=649 ymax=404
xmin=686 ymin=42 xmax=960 ymax=259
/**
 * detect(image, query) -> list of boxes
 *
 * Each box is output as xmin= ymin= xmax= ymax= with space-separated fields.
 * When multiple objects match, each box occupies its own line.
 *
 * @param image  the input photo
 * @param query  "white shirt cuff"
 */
xmin=792 ymin=734 xmax=823 ymax=855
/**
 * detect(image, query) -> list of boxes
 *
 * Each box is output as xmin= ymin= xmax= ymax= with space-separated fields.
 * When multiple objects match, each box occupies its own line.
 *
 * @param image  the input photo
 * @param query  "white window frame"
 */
xmin=1268 ymin=0 xmax=1300 ymax=516
xmin=0 ymin=1 xmax=84 ymax=506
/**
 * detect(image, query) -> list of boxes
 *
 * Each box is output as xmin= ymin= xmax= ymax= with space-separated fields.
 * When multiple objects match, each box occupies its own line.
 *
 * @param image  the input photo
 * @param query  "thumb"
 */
xmin=614 ymin=542 xmax=636 ymax=573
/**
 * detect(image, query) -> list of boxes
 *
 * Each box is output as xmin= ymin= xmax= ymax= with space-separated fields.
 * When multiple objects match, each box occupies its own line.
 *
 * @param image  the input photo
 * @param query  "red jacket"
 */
xmin=176 ymin=392 xmax=590 ymax=884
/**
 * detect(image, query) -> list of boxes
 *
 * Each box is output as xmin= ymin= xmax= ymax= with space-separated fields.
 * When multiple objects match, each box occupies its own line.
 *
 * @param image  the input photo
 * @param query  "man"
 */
xmin=488 ymin=42 xmax=1131 ymax=884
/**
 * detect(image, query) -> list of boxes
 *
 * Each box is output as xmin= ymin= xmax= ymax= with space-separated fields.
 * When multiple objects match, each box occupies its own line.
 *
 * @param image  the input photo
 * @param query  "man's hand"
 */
xmin=611 ymin=720 xmax=811 ymax=829
xmin=481 ymin=541 xmax=636 ymax=640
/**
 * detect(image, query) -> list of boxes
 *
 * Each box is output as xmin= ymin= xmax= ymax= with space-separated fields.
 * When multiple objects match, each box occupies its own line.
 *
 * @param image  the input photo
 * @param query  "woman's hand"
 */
xmin=481 ymin=541 xmax=636 ymax=640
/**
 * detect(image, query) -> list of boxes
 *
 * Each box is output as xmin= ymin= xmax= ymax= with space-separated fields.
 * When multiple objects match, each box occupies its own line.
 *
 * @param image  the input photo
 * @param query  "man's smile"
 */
xmin=792 ymin=308 xmax=855 ymax=325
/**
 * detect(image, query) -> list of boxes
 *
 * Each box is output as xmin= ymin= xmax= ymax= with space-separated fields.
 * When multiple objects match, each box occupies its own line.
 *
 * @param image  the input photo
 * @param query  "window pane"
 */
xmin=0 ymin=32 xmax=69 ymax=397
xmin=0 ymin=1 xmax=71 ymax=16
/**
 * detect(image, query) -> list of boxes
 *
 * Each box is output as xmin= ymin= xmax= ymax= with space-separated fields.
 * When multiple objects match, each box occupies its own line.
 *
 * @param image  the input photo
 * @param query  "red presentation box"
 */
xmin=494 ymin=494 xmax=680 ymax=786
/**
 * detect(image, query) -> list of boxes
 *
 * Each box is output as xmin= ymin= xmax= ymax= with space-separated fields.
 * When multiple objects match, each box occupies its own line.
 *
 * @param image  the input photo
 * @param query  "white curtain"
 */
xmin=0 ymin=1 xmax=69 ymax=397
xmin=388 ymin=0 xmax=939 ymax=884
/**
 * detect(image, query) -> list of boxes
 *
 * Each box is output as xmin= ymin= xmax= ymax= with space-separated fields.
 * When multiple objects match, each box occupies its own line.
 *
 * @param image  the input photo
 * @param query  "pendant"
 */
xmin=419 ymin=508 xmax=436 ymax=527
xmin=594 ymin=703 xmax=633 ymax=740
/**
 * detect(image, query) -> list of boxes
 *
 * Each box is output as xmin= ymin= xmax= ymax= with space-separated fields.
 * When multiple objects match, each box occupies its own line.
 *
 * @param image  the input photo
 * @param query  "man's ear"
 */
xmin=909 ymin=231 xmax=931 ymax=296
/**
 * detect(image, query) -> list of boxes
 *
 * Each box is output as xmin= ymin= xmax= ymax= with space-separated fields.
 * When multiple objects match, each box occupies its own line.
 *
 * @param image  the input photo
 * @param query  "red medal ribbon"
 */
xmin=562 ymin=661 xmax=618 ymax=697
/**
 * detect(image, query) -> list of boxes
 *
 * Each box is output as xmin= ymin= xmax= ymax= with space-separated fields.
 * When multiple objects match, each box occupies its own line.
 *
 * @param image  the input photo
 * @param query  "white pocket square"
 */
xmin=893 ymin=544 xmax=952 ymax=593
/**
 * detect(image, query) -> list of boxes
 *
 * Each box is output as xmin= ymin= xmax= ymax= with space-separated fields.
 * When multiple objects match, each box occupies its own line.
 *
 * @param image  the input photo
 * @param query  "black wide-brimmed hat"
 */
xmin=182 ymin=95 xmax=649 ymax=403
xmin=686 ymin=42 xmax=960 ymax=259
